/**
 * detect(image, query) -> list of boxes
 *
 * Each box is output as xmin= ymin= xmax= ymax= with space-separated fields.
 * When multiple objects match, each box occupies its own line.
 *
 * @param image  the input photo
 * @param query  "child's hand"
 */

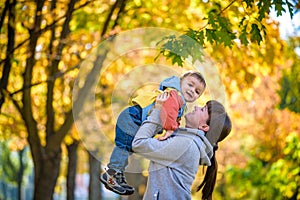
xmin=154 ymin=92 xmax=169 ymax=109
xmin=157 ymin=130 xmax=173 ymax=141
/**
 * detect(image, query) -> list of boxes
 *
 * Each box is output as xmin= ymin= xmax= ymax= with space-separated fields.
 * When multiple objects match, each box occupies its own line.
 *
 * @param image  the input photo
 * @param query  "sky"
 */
xmin=270 ymin=6 xmax=300 ymax=56
xmin=270 ymin=6 xmax=300 ymax=40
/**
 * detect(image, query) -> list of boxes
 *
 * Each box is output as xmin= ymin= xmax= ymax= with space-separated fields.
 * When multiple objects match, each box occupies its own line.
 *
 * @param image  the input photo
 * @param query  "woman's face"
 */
xmin=180 ymin=75 xmax=205 ymax=103
xmin=184 ymin=105 xmax=209 ymax=130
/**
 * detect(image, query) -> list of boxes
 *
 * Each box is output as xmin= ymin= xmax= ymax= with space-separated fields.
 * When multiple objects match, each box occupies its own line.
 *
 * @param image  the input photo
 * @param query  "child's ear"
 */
xmin=199 ymin=124 xmax=209 ymax=132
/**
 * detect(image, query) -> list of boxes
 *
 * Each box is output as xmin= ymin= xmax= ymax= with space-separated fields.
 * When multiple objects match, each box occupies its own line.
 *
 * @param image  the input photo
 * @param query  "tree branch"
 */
xmin=0 ymin=0 xmax=16 ymax=112
xmin=45 ymin=0 xmax=58 ymax=137
xmin=50 ymin=37 xmax=115 ymax=148
xmin=46 ymin=0 xmax=77 ymax=145
xmin=10 ymin=62 xmax=80 ymax=96
xmin=0 ymin=0 xmax=9 ymax=31
xmin=101 ymin=0 xmax=120 ymax=37
xmin=198 ymin=0 xmax=237 ymax=31
xmin=113 ymin=0 xmax=127 ymax=28
xmin=0 ymin=0 xmax=95 ymax=66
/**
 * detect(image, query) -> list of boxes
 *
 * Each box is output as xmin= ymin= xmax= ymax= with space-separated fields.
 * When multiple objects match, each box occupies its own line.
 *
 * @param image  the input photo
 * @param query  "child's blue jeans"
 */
xmin=108 ymin=105 xmax=142 ymax=172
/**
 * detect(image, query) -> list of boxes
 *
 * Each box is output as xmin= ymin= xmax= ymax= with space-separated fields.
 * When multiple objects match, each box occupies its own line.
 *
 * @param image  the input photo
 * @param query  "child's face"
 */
xmin=180 ymin=75 xmax=205 ymax=102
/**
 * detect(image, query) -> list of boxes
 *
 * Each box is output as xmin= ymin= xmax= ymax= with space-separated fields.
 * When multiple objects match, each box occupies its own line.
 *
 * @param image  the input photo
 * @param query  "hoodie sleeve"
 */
xmin=132 ymin=109 xmax=195 ymax=166
xmin=160 ymin=90 xmax=184 ymax=131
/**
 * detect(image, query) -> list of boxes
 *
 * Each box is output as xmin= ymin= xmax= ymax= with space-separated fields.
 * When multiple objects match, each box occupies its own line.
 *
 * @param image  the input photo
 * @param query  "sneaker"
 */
xmin=100 ymin=169 xmax=134 ymax=195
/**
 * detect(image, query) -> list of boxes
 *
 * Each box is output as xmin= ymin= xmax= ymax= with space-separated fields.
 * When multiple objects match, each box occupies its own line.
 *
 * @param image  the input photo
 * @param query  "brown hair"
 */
xmin=196 ymin=100 xmax=232 ymax=200
xmin=180 ymin=71 xmax=206 ymax=89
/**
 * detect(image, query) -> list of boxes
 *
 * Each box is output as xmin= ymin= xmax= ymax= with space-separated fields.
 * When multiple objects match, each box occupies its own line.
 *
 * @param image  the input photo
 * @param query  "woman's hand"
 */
xmin=154 ymin=92 xmax=169 ymax=109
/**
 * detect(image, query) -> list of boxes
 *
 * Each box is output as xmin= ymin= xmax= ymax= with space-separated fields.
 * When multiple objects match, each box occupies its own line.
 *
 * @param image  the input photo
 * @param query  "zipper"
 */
xmin=153 ymin=190 xmax=159 ymax=200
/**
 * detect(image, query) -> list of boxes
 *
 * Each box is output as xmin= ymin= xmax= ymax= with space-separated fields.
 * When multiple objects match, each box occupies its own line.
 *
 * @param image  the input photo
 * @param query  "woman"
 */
xmin=132 ymin=92 xmax=232 ymax=200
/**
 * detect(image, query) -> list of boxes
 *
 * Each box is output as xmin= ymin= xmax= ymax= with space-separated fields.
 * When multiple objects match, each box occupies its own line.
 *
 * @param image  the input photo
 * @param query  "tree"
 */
xmin=1 ymin=0 xmax=99 ymax=198
xmin=0 ymin=141 xmax=30 ymax=200
xmin=20 ymin=0 xmax=78 ymax=198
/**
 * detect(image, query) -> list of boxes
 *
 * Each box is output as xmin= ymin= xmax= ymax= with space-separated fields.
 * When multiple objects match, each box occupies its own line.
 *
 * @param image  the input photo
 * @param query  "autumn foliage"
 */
xmin=0 ymin=0 xmax=299 ymax=199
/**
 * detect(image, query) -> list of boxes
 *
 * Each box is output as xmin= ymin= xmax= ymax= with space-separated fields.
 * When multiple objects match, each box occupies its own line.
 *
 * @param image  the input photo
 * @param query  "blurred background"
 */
xmin=0 ymin=0 xmax=299 ymax=200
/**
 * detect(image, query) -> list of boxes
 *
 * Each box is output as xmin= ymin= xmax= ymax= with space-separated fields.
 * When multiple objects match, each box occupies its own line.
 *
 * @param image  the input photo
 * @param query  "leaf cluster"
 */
xmin=221 ymin=133 xmax=300 ymax=199
xmin=0 ymin=142 xmax=30 ymax=184
xmin=278 ymin=37 xmax=300 ymax=113
xmin=156 ymin=33 xmax=204 ymax=66
xmin=157 ymin=0 xmax=296 ymax=66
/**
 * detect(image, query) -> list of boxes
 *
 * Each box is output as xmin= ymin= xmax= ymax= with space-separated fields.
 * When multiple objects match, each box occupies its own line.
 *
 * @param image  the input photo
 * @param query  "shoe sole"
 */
xmin=100 ymin=175 xmax=134 ymax=195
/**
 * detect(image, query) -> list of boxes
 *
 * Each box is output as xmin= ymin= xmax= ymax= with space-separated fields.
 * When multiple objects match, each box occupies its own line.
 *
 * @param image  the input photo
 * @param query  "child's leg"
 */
xmin=108 ymin=105 xmax=142 ymax=171
xmin=107 ymin=126 xmax=134 ymax=171
xmin=100 ymin=105 xmax=142 ymax=195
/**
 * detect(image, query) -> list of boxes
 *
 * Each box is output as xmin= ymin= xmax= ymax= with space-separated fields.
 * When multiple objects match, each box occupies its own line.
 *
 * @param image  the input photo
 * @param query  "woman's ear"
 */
xmin=199 ymin=124 xmax=209 ymax=132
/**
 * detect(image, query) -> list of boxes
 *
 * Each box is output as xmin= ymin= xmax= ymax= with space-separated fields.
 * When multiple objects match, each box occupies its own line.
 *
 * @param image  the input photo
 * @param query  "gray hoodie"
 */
xmin=132 ymin=108 xmax=213 ymax=200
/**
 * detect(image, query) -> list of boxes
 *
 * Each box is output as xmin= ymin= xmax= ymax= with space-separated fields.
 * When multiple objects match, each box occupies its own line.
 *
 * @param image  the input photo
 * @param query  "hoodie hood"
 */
xmin=177 ymin=127 xmax=214 ymax=166
xmin=159 ymin=76 xmax=182 ymax=92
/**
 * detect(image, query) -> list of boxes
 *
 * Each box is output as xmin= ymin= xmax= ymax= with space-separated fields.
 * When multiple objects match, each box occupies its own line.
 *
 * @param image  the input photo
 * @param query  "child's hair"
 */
xmin=180 ymin=71 xmax=206 ymax=88
xmin=196 ymin=100 xmax=232 ymax=200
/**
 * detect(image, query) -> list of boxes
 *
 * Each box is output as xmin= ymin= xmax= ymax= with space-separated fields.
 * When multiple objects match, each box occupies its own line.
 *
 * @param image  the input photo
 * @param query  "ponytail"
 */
xmin=197 ymin=152 xmax=218 ymax=200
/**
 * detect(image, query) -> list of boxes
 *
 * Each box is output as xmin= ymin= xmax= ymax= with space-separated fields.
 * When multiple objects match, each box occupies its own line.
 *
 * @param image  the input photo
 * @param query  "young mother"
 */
xmin=132 ymin=92 xmax=232 ymax=200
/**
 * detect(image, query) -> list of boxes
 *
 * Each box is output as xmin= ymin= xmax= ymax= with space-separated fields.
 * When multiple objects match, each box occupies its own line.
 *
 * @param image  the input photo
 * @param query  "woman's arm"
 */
xmin=132 ymin=93 xmax=193 ymax=165
xmin=132 ymin=113 xmax=194 ymax=166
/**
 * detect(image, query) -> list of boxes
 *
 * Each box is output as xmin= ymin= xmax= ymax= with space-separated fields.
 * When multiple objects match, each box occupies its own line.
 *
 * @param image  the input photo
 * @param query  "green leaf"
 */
xmin=172 ymin=55 xmax=183 ymax=66
xmin=274 ymin=0 xmax=286 ymax=16
xmin=185 ymin=28 xmax=196 ymax=38
xmin=250 ymin=24 xmax=263 ymax=44
xmin=207 ymin=12 xmax=218 ymax=29
xmin=239 ymin=28 xmax=249 ymax=46
xmin=161 ymin=40 xmax=173 ymax=51
xmin=244 ymin=0 xmax=255 ymax=8
xmin=257 ymin=0 xmax=271 ymax=21
xmin=206 ymin=29 xmax=217 ymax=44
xmin=286 ymin=0 xmax=294 ymax=19
xmin=185 ymin=29 xmax=205 ymax=47
xmin=196 ymin=31 xmax=205 ymax=46
xmin=215 ymin=16 xmax=236 ymax=47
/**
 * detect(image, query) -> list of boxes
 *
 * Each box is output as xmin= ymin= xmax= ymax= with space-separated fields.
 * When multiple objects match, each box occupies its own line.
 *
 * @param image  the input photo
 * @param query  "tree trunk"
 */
xmin=33 ymin=147 xmax=62 ymax=200
xmin=17 ymin=148 xmax=25 ymax=200
xmin=67 ymin=141 xmax=79 ymax=200
xmin=126 ymin=157 xmax=147 ymax=200
xmin=88 ymin=151 xmax=101 ymax=200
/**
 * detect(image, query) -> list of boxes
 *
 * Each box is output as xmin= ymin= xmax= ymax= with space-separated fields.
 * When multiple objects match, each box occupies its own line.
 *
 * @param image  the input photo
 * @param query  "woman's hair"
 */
xmin=196 ymin=100 xmax=232 ymax=200
xmin=180 ymin=71 xmax=206 ymax=88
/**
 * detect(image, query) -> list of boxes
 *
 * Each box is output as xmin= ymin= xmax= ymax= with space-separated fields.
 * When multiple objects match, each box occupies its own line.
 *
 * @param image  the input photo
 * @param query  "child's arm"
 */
xmin=159 ymin=90 xmax=184 ymax=136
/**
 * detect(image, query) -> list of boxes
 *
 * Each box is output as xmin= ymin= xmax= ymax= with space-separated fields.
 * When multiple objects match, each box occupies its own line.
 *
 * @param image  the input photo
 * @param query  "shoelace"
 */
xmin=114 ymin=172 xmax=127 ymax=184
